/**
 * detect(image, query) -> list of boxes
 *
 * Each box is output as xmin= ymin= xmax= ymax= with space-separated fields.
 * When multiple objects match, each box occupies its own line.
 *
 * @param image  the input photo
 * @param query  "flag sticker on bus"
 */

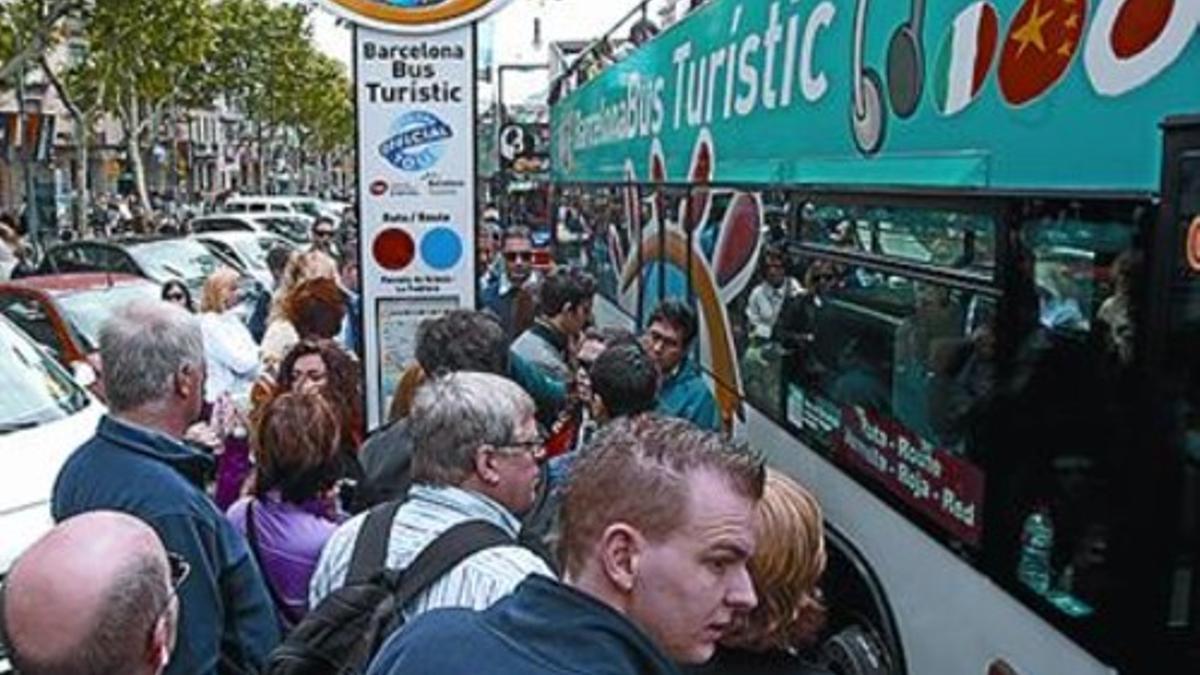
xmin=999 ymin=0 xmax=1088 ymax=107
xmin=934 ymin=2 xmax=1000 ymax=116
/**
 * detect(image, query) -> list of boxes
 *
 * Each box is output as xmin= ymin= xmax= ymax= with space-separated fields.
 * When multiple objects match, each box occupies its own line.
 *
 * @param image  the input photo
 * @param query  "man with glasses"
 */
xmin=480 ymin=225 xmax=539 ymax=340
xmin=51 ymin=301 xmax=280 ymax=674
xmin=1 ymin=511 xmax=184 ymax=675
xmin=643 ymin=300 xmax=722 ymax=431
xmin=310 ymin=371 xmax=554 ymax=616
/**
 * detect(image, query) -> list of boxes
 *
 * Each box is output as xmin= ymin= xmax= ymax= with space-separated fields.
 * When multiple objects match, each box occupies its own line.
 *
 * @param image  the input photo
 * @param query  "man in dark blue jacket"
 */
xmin=52 ymin=300 xmax=280 ymax=675
xmin=367 ymin=415 xmax=764 ymax=675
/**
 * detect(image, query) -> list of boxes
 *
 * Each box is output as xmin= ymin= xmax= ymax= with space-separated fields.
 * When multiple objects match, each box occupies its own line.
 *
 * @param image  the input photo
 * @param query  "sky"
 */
xmin=301 ymin=0 xmax=644 ymax=103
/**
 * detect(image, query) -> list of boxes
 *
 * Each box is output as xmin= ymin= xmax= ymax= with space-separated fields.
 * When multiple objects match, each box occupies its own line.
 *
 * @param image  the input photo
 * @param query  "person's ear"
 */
xmin=147 ymin=613 xmax=173 ymax=672
xmin=598 ymin=523 xmax=643 ymax=594
xmin=474 ymin=445 xmax=502 ymax=486
xmin=174 ymin=364 xmax=198 ymax=400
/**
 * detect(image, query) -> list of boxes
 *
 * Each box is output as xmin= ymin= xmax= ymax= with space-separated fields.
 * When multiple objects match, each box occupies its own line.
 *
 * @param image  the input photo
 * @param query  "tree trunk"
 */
xmin=126 ymin=95 xmax=151 ymax=220
xmin=74 ymin=128 xmax=90 ymax=236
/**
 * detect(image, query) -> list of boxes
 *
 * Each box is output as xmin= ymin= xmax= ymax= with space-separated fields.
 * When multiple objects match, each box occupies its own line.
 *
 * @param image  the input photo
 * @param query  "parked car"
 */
xmin=192 ymin=212 xmax=314 ymax=245
xmin=0 ymin=314 xmax=105 ymax=670
xmin=193 ymin=231 xmax=296 ymax=289
xmin=0 ymin=274 xmax=160 ymax=400
xmin=36 ymin=237 xmax=264 ymax=322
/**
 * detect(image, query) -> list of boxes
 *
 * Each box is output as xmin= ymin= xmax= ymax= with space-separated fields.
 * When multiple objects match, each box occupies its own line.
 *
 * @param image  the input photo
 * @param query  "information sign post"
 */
xmin=317 ymin=0 xmax=514 ymax=428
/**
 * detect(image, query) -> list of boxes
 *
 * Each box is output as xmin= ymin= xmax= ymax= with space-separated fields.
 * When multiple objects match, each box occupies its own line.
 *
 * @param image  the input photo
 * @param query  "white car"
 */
xmin=192 ymin=212 xmax=314 ymax=245
xmin=193 ymin=231 xmax=297 ymax=289
xmin=0 ymin=315 xmax=104 ymax=668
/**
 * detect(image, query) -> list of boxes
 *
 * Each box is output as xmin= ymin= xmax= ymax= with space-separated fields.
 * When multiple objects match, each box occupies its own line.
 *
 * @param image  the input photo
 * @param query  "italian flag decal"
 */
xmin=934 ymin=2 xmax=1001 ymax=116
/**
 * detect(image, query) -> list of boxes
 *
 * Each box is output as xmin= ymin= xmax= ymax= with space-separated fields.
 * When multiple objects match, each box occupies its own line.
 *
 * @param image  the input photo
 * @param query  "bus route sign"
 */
xmin=317 ymin=0 xmax=514 ymax=33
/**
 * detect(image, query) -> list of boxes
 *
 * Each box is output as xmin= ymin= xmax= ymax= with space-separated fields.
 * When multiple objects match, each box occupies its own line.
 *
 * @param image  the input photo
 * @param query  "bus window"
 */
xmin=1166 ymin=152 xmax=1200 ymax=646
xmin=983 ymin=202 xmax=1142 ymax=626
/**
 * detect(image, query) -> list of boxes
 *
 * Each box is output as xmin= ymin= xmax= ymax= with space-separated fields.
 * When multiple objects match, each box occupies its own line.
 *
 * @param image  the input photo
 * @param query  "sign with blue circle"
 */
xmin=421 ymin=227 xmax=463 ymax=270
xmin=379 ymin=110 xmax=453 ymax=172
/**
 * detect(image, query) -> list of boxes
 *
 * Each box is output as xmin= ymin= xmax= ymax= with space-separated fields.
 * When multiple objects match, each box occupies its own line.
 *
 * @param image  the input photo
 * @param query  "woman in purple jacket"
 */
xmin=227 ymin=391 xmax=344 ymax=627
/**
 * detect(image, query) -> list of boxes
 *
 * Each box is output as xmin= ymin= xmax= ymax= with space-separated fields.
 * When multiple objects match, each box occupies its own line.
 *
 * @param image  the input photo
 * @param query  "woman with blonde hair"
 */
xmin=198 ymin=266 xmax=261 ymax=509
xmin=260 ymin=250 xmax=339 ymax=370
xmin=690 ymin=469 xmax=833 ymax=675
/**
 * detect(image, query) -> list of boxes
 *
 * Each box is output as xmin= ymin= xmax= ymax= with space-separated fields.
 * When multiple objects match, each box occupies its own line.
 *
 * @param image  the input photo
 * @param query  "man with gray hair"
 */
xmin=51 ymin=300 xmax=280 ymax=675
xmin=310 ymin=371 xmax=554 ymax=614
xmin=1 ymin=511 xmax=180 ymax=675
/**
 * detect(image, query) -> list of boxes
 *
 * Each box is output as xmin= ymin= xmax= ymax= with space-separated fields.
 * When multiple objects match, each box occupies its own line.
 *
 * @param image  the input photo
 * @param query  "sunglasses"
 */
xmin=314 ymin=230 xmax=335 ymax=239
xmin=165 ymin=292 xmax=187 ymax=302
xmin=504 ymin=251 xmax=533 ymax=262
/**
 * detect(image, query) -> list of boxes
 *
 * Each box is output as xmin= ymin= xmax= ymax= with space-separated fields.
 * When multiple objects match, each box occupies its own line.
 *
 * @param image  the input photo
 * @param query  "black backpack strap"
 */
xmin=347 ymin=500 xmax=404 ymax=584
xmin=386 ymin=520 xmax=514 ymax=608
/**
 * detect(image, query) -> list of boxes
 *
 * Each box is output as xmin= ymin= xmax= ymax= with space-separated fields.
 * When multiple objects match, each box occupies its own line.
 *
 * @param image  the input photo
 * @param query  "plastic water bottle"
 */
xmin=1017 ymin=508 xmax=1054 ymax=595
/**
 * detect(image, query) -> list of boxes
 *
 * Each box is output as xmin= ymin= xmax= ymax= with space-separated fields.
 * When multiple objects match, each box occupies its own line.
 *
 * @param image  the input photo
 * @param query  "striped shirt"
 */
xmin=308 ymin=485 xmax=553 ymax=620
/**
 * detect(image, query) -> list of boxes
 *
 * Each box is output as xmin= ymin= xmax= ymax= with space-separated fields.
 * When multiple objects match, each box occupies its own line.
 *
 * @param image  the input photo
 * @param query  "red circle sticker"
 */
xmin=1187 ymin=216 xmax=1200 ymax=272
xmin=373 ymin=228 xmax=415 ymax=271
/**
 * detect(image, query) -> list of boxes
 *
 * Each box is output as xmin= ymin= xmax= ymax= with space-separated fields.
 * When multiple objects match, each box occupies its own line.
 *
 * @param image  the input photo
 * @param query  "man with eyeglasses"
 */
xmin=643 ymin=300 xmax=722 ymax=431
xmin=480 ymin=225 xmax=539 ymax=340
xmin=310 ymin=371 xmax=554 ymax=616
xmin=1 ymin=511 xmax=183 ymax=675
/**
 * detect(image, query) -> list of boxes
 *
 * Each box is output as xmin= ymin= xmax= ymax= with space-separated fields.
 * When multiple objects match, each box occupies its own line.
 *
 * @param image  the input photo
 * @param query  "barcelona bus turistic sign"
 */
xmin=318 ymin=0 xmax=514 ymax=33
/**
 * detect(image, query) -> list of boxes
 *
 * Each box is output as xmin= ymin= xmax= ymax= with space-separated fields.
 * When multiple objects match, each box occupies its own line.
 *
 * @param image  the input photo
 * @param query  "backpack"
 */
xmin=264 ymin=501 xmax=513 ymax=675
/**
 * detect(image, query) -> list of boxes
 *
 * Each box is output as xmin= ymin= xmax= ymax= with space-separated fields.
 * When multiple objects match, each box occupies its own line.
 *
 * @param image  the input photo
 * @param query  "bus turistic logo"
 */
xmin=380 ymin=111 xmax=453 ymax=172
xmin=317 ymin=0 xmax=510 ymax=31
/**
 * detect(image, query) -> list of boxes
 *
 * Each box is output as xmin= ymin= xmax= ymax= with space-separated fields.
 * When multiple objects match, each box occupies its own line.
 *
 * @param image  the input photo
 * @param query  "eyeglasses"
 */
xmin=314 ymin=230 xmax=335 ymax=239
xmin=499 ymin=437 xmax=547 ymax=463
xmin=148 ymin=552 xmax=190 ymax=633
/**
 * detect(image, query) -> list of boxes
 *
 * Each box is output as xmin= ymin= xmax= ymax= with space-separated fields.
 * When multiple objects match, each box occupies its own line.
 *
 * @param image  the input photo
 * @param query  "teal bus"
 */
xmin=549 ymin=0 xmax=1200 ymax=672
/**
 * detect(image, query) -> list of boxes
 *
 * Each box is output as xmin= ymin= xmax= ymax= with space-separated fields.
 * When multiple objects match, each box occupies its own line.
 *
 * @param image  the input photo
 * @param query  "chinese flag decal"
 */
xmin=999 ymin=0 xmax=1089 ymax=105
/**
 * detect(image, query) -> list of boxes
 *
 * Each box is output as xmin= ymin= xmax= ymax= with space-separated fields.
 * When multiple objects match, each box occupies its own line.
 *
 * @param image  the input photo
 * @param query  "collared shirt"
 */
xmin=309 ymin=485 xmax=553 ymax=619
xmin=746 ymin=277 xmax=803 ymax=339
xmin=52 ymin=415 xmax=280 ymax=675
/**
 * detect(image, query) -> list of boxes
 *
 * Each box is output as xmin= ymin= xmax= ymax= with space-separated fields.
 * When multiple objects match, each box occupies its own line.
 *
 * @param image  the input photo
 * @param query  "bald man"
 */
xmin=1 ymin=511 xmax=179 ymax=675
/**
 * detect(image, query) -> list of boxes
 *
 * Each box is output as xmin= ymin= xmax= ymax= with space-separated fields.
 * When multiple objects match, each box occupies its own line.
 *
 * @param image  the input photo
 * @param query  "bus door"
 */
xmin=1151 ymin=114 xmax=1200 ymax=671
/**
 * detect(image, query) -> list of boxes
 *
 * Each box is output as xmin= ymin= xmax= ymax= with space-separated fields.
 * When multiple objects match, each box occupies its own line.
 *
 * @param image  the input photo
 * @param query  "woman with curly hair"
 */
xmin=688 ymin=469 xmax=832 ymax=675
xmin=275 ymin=340 xmax=364 ymax=454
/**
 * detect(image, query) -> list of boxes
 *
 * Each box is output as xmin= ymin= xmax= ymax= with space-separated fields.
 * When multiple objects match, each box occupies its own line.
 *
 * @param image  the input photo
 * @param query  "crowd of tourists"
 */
xmin=0 ymin=225 xmax=834 ymax=675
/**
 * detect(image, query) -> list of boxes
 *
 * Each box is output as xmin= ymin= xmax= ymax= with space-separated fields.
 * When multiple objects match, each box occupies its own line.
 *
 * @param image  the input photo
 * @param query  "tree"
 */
xmin=83 ymin=0 xmax=216 ymax=216
xmin=0 ymin=0 xmax=88 ymax=88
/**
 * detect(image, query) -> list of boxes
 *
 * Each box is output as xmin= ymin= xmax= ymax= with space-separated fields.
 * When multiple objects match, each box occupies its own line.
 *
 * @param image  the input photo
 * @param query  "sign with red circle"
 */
xmin=1186 ymin=216 xmax=1200 ymax=272
xmin=372 ymin=228 xmax=416 ymax=271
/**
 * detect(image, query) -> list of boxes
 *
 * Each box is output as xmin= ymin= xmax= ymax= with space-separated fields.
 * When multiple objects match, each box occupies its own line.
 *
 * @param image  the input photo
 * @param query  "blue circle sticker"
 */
xmin=421 ymin=227 xmax=463 ymax=270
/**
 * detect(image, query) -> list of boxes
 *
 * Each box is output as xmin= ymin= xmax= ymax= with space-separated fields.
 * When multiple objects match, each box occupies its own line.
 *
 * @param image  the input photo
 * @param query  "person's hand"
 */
xmin=569 ymin=367 xmax=593 ymax=406
xmin=184 ymin=422 xmax=223 ymax=453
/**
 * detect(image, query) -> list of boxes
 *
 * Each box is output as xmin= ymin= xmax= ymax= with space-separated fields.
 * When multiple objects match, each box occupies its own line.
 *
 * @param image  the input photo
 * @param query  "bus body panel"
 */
xmin=552 ymin=0 xmax=1200 ymax=192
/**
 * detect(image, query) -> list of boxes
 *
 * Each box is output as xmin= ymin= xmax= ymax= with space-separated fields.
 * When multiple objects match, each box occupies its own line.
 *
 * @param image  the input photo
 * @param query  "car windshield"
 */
xmin=226 ymin=235 xmax=291 ymax=272
xmin=56 ymin=284 xmax=159 ymax=351
xmin=130 ymin=239 xmax=227 ymax=283
xmin=254 ymin=216 xmax=310 ymax=244
xmin=0 ymin=317 xmax=88 ymax=433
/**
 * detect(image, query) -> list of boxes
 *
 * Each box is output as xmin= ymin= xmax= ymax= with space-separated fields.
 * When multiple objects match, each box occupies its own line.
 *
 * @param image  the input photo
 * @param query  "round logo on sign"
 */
xmin=317 ymin=0 xmax=514 ymax=33
xmin=379 ymin=111 xmax=453 ymax=173
xmin=1186 ymin=216 xmax=1200 ymax=273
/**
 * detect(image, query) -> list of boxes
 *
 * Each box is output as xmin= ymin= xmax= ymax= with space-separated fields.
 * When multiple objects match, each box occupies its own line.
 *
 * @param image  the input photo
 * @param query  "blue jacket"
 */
xmin=51 ymin=415 xmax=281 ymax=675
xmin=658 ymin=359 xmax=722 ymax=431
xmin=368 ymin=575 xmax=680 ymax=675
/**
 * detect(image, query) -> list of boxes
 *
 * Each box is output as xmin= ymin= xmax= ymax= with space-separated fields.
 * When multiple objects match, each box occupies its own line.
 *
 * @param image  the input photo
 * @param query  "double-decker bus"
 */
xmin=548 ymin=0 xmax=1200 ymax=672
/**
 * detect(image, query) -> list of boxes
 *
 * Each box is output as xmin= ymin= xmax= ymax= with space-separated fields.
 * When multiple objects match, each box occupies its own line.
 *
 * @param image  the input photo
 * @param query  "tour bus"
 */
xmin=548 ymin=0 xmax=1200 ymax=673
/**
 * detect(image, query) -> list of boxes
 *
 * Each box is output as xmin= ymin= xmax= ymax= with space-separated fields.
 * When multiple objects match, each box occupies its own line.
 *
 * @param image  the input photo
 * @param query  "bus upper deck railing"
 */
xmin=550 ymin=0 xmax=711 ymax=106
